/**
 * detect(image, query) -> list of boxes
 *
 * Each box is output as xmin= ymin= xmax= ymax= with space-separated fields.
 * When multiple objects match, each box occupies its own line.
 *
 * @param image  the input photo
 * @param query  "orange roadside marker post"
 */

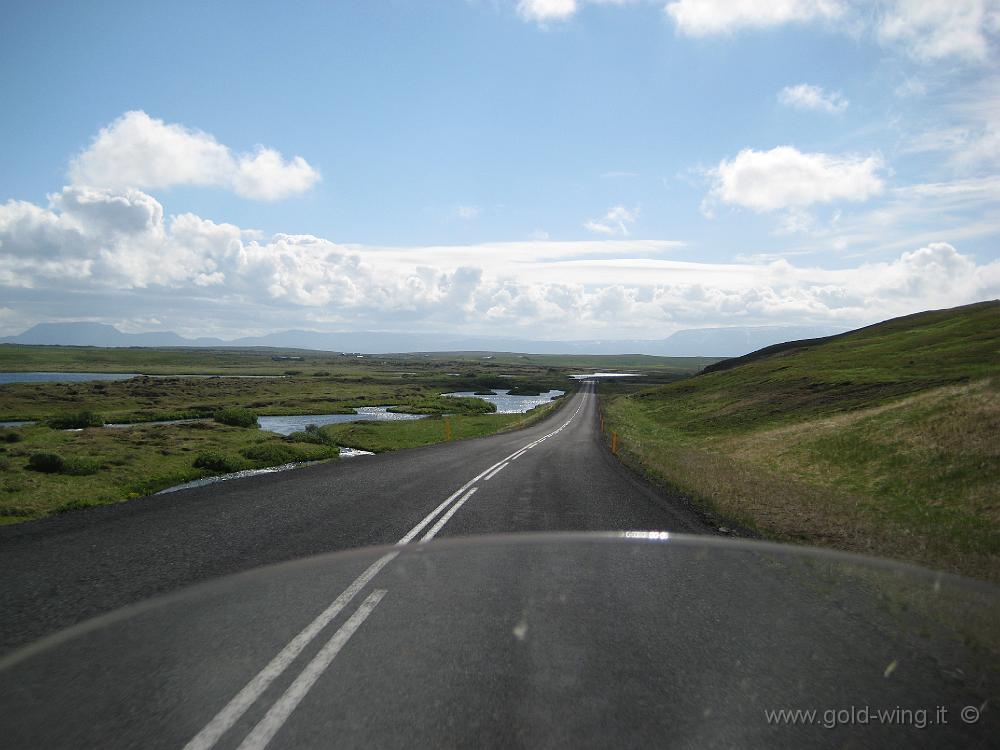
xmin=611 ymin=431 xmax=618 ymax=455
xmin=444 ymin=418 xmax=453 ymax=441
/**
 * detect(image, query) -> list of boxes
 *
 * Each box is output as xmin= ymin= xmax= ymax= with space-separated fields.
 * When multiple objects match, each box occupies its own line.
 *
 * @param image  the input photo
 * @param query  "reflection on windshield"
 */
xmin=1 ymin=534 xmax=995 ymax=749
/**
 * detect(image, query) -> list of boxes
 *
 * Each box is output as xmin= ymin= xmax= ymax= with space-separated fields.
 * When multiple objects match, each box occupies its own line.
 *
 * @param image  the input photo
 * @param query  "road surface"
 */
xmin=0 ymin=380 xmax=707 ymax=655
xmin=1 ymin=381 xmax=996 ymax=748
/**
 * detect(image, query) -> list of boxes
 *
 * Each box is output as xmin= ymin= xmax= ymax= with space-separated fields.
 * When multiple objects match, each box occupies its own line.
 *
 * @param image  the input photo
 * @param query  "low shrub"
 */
xmin=46 ymin=411 xmax=104 ymax=429
xmin=240 ymin=443 xmax=309 ymax=464
xmin=391 ymin=396 xmax=495 ymax=416
xmin=56 ymin=499 xmax=99 ymax=514
xmin=61 ymin=457 xmax=101 ymax=476
xmin=192 ymin=452 xmax=246 ymax=472
xmin=0 ymin=504 xmax=33 ymax=517
xmin=286 ymin=424 xmax=336 ymax=446
xmin=121 ymin=410 xmax=212 ymax=424
xmin=26 ymin=453 xmax=101 ymax=475
xmin=213 ymin=407 xmax=259 ymax=428
xmin=2 ymin=431 xmax=23 ymax=443
xmin=27 ymin=453 xmax=65 ymax=473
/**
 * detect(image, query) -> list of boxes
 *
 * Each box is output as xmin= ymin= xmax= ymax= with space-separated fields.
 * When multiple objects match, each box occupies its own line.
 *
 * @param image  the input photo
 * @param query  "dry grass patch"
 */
xmin=603 ymin=379 xmax=1000 ymax=582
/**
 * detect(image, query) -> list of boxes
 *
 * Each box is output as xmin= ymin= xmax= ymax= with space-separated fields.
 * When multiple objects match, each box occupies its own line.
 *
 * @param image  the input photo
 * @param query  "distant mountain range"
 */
xmin=0 ymin=322 xmax=845 ymax=357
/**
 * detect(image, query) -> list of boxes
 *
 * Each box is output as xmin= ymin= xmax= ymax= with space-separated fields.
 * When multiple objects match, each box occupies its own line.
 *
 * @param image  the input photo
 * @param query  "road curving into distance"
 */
xmin=0 ymin=380 xmax=708 ymax=656
xmin=1 ymin=381 xmax=996 ymax=748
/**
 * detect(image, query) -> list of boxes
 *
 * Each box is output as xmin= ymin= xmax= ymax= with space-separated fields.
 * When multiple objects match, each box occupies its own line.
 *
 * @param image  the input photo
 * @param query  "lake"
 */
xmin=258 ymin=406 xmax=427 ymax=436
xmin=443 ymin=389 xmax=565 ymax=414
xmin=0 ymin=372 xmax=139 ymax=384
xmin=21 ymin=406 xmax=427 ymax=432
xmin=0 ymin=372 xmax=291 ymax=385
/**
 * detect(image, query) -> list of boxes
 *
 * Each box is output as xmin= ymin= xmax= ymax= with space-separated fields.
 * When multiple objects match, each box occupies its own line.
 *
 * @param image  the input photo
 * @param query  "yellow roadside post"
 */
xmin=444 ymin=418 xmax=453 ymax=441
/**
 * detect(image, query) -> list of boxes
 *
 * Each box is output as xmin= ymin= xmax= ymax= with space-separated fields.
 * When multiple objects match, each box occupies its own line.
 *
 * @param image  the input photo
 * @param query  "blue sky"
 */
xmin=1 ymin=0 xmax=998 ymax=339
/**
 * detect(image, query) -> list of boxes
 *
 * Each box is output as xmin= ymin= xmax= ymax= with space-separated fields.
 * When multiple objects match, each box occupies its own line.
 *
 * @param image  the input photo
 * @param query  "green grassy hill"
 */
xmin=602 ymin=300 xmax=1000 ymax=581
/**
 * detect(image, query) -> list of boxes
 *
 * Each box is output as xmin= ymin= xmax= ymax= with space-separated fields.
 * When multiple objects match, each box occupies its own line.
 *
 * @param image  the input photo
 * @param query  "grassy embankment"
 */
xmin=0 ymin=421 xmax=341 ymax=523
xmin=0 ymin=395 xmax=568 ymax=524
xmin=600 ymin=301 xmax=999 ymax=582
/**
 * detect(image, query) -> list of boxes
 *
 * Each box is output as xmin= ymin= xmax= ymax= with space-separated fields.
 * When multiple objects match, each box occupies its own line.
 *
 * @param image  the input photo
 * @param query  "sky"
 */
xmin=1 ymin=0 xmax=998 ymax=340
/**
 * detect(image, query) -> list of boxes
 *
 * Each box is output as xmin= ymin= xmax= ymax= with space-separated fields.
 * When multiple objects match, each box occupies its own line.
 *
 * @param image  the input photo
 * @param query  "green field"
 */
xmin=317 ymin=398 xmax=564 ymax=453
xmin=0 ymin=344 xmax=705 ymax=424
xmin=601 ymin=301 xmax=1000 ymax=582
xmin=0 ymin=397 xmax=568 ymax=523
xmin=0 ymin=344 xmax=596 ymax=523
xmin=0 ymin=375 xmax=507 ymax=423
xmin=0 ymin=421 xmax=340 ymax=523
xmin=0 ymin=343 xmax=716 ymax=376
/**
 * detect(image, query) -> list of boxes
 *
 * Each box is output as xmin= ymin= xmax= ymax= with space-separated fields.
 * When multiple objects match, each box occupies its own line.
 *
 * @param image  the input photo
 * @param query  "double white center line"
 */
xmin=183 ymin=388 xmax=589 ymax=750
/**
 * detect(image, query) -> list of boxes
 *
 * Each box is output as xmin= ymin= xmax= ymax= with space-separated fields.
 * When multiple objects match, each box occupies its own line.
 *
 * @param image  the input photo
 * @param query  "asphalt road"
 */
xmin=0 ymin=380 xmax=708 ymax=656
xmin=1 ymin=381 xmax=996 ymax=747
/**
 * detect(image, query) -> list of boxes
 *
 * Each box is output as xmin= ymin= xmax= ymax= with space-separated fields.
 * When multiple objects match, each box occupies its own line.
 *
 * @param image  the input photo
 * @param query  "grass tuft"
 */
xmin=27 ymin=452 xmax=101 ymax=475
xmin=192 ymin=452 xmax=247 ymax=472
xmin=213 ymin=407 xmax=259 ymax=428
xmin=46 ymin=411 xmax=104 ymax=429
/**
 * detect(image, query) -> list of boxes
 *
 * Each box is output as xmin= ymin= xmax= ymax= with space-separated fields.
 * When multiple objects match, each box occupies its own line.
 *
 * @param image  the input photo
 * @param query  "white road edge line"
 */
xmin=398 ymin=402 xmax=582 ymax=540
xmin=482 ymin=462 xmax=508 ymax=481
xmin=183 ymin=389 xmax=588 ymax=750
xmin=236 ymin=590 xmax=388 ymax=750
xmin=421 ymin=487 xmax=477 ymax=542
xmin=180 ymin=554 xmax=397 ymax=750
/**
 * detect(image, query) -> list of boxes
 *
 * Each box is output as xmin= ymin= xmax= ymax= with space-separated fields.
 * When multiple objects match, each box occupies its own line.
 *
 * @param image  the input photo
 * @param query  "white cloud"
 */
xmin=665 ymin=0 xmax=845 ymax=36
xmin=232 ymin=147 xmax=321 ymax=201
xmin=662 ymin=1 xmax=999 ymax=63
xmin=2 ymin=185 xmax=996 ymax=338
xmin=517 ymin=0 xmax=578 ymax=23
xmin=455 ymin=205 xmax=481 ymax=220
xmin=583 ymin=205 xmax=639 ymax=236
xmin=776 ymin=208 xmax=817 ymax=234
xmin=515 ymin=1 xmax=1000 ymax=66
xmin=777 ymin=83 xmax=848 ymax=113
xmin=784 ymin=176 xmax=1000 ymax=253
xmin=897 ymin=76 xmax=1000 ymax=173
xmin=69 ymin=111 xmax=320 ymax=201
xmin=879 ymin=0 xmax=1000 ymax=62
xmin=708 ymin=146 xmax=885 ymax=212
xmin=69 ymin=111 xmax=232 ymax=192
xmin=515 ymin=0 xmax=639 ymax=24
xmin=894 ymin=77 xmax=929 ymax=98
xmin=904 ymin=125 xmax=1000 ymax=172
xmin=942 ymin=77 xmax=1000 ymax=170
xmin=902 ymin=127 xmax=974 ymax=155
